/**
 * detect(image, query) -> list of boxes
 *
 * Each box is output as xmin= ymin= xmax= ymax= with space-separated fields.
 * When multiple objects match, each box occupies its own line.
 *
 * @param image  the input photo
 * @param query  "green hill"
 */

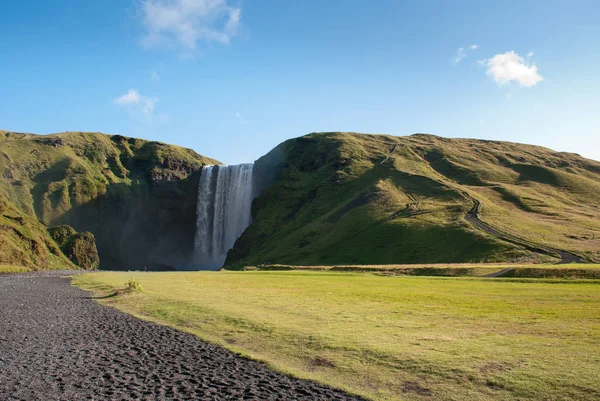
xmin=2 ymin=130 xmax=599 ymax=272
xmin=227 ymin=132 xmax=600 ymax=267
xmin=0 ymin=130 xmax=218 ymax=272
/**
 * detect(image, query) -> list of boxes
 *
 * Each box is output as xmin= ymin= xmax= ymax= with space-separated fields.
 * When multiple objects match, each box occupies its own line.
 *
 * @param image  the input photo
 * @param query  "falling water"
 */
xmin=193 ymin=164 xmax=254 ymax=270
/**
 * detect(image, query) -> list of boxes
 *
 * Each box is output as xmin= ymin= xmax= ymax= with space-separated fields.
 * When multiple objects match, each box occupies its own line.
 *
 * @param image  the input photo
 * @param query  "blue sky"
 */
xmin=1 ymin=0 xmax=598 ymax=163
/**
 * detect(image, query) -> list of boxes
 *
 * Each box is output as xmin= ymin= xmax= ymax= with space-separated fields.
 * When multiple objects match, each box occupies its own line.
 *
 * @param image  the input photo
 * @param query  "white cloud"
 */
xmin=527 ymin=51 xmax=534 ymax=58
xmin=151 ymin=69 xmax=160 ymax=81
xmin=235 ymin=112 xmax=247 ymax=125
xmin=114 ymin=89 xmax=159 ymax=116
xmin=479 ymin=51 xmax=543 ymax=87
xmin=140 ymin=0 xmax=241 ymax=51
xmin=454 ymin=47 xmax=466 ymax=63
xmin=453 ymin=44 xmax=478 ymax=64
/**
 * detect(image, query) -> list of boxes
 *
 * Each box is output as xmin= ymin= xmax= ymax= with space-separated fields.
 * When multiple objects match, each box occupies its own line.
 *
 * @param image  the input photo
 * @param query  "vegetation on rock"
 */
xmin=48 ymin=225 xmax=99 ymax=270
xmin=0 ymin=131 xmax=218 ymax=271
xmin=2 ymin=129 xmax=599 ymax=271
xmin=228 ymin=132 xmax=600 ymax=267
xmin=0 ymin=191 xmax=75 ymax=271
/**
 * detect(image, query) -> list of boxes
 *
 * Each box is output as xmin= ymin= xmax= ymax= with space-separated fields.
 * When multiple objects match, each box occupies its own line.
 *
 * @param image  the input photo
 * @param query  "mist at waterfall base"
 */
xmin=193 ymin=164 xmax=255 ymax=270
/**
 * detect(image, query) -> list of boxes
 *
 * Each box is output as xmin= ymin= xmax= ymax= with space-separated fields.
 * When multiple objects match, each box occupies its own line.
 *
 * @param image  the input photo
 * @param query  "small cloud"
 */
xmin=235 ymin=112 xmax=247 ymax=125
xmin=114 ymin=89 xmax=159 ymax=117
xmin=151 ymin=70 xmax=160 ymax=81
xmin=479 ymin=51 xmax=543 ymax=87
xmin=139 ymin=0 xmax=242 ymax=52
xmin=526 ymin=51 xmax=534 ymax=58
xmin=453 ymin=44 xmax=478 ymax=64
xmin=454 ymin=47 xmax=466 ymax=64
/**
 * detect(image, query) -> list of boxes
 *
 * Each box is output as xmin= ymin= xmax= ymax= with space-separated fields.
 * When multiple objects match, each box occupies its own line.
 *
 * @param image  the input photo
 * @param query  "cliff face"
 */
xmin=0 ymin=131 xmax=218 ymax=271
xmin=227 ymin=132 xmax=600 ymax=267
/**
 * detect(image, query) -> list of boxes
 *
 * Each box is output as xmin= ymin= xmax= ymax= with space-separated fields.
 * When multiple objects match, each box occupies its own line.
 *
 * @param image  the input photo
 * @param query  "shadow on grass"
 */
xmin=92 ymin=291 xmax=118 ymax=299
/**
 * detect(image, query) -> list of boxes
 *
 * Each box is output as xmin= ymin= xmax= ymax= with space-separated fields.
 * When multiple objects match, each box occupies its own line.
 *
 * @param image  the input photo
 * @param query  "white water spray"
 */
xmin=193 ymin=164 xmax=254 ymax=270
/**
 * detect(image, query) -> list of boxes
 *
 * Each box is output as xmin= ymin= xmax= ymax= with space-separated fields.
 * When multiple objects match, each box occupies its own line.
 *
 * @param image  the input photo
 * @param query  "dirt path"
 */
xmin=0 ymin=271 xmax=362 ymax=401
xmin=464 ymin=197 xmax=582 ymax=264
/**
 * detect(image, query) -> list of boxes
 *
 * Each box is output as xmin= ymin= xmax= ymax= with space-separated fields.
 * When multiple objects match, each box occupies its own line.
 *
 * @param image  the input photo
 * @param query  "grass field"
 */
xmin=73 ymin=271 xmax=600 ymax=400
xmin=242 ymin=263 xmax=600 ymax=278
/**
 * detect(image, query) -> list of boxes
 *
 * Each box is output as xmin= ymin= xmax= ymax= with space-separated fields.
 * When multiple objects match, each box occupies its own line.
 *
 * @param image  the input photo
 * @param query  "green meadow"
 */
xmin=73 ymin=270 xmax=600 ymax=400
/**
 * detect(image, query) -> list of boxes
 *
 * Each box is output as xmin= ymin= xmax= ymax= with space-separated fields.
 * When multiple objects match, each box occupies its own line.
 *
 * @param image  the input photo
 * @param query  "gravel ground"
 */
xmin=0 ymin=271 xmax=362 ymax=400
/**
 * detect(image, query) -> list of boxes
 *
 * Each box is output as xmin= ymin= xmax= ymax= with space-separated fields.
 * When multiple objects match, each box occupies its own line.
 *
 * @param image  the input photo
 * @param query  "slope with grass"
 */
xmin=73 ymin=271 xmax=600 ymax=401
xmin=228 ymin=132 xmax=600 ymax=267
xmin=0 ymin=130 xmax=218 ymax=271
xmin=0 ymin=190 xmax=86 ymax=271
xmin=2 ymin=130 xmax=599 ymax=271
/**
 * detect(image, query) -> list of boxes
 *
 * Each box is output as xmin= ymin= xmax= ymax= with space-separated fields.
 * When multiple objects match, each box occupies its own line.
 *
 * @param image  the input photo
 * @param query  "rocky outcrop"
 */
xmin=48 ymin=225 xmax=99 ymax=270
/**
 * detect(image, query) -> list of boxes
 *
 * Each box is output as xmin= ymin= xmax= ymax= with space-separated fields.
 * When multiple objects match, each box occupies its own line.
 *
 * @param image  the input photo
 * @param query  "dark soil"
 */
xmin=0 ymin=271 xmax=362 ymax=400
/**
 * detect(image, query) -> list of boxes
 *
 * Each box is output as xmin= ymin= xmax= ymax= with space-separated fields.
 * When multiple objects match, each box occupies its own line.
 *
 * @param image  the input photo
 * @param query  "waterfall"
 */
xmin=193 ymin=164 xmax=254 ymax=270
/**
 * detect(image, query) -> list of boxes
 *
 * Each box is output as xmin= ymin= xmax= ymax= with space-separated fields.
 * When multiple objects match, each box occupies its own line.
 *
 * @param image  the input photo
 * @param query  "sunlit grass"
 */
xmin=0 ymin=265 xmax=29 ymax=274
xmin=73 ymin=271 xmax=600 ymax=400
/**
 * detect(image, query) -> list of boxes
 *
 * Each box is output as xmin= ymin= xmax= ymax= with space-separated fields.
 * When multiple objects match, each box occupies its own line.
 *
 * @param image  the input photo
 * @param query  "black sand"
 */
xmin=0 ymin=271 xmax=362 ymax=400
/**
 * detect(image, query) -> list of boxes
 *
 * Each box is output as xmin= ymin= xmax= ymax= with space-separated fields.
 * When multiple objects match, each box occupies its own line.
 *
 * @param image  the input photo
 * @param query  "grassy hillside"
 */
xmin=0 ymin=190 xmax=81 ymax=271
xmin=228 ymin=132 xmax=600 ymax=267
xmin=3 ymin=130 xmax=598 ymax=271
xmin=0 ymin=130 xmax=218 ymax=271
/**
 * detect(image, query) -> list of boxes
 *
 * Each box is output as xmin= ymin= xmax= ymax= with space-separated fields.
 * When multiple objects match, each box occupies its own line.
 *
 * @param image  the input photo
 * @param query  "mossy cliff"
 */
xmin=2 ymin=130 xmax=599 ymax=271
xmin=0 ymin=131 xmax=218 ymax=271
xmin=48 ymin=225 xmax=99 ymax=270
xmin=227 ymin=132 xmax=600 ymax=267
